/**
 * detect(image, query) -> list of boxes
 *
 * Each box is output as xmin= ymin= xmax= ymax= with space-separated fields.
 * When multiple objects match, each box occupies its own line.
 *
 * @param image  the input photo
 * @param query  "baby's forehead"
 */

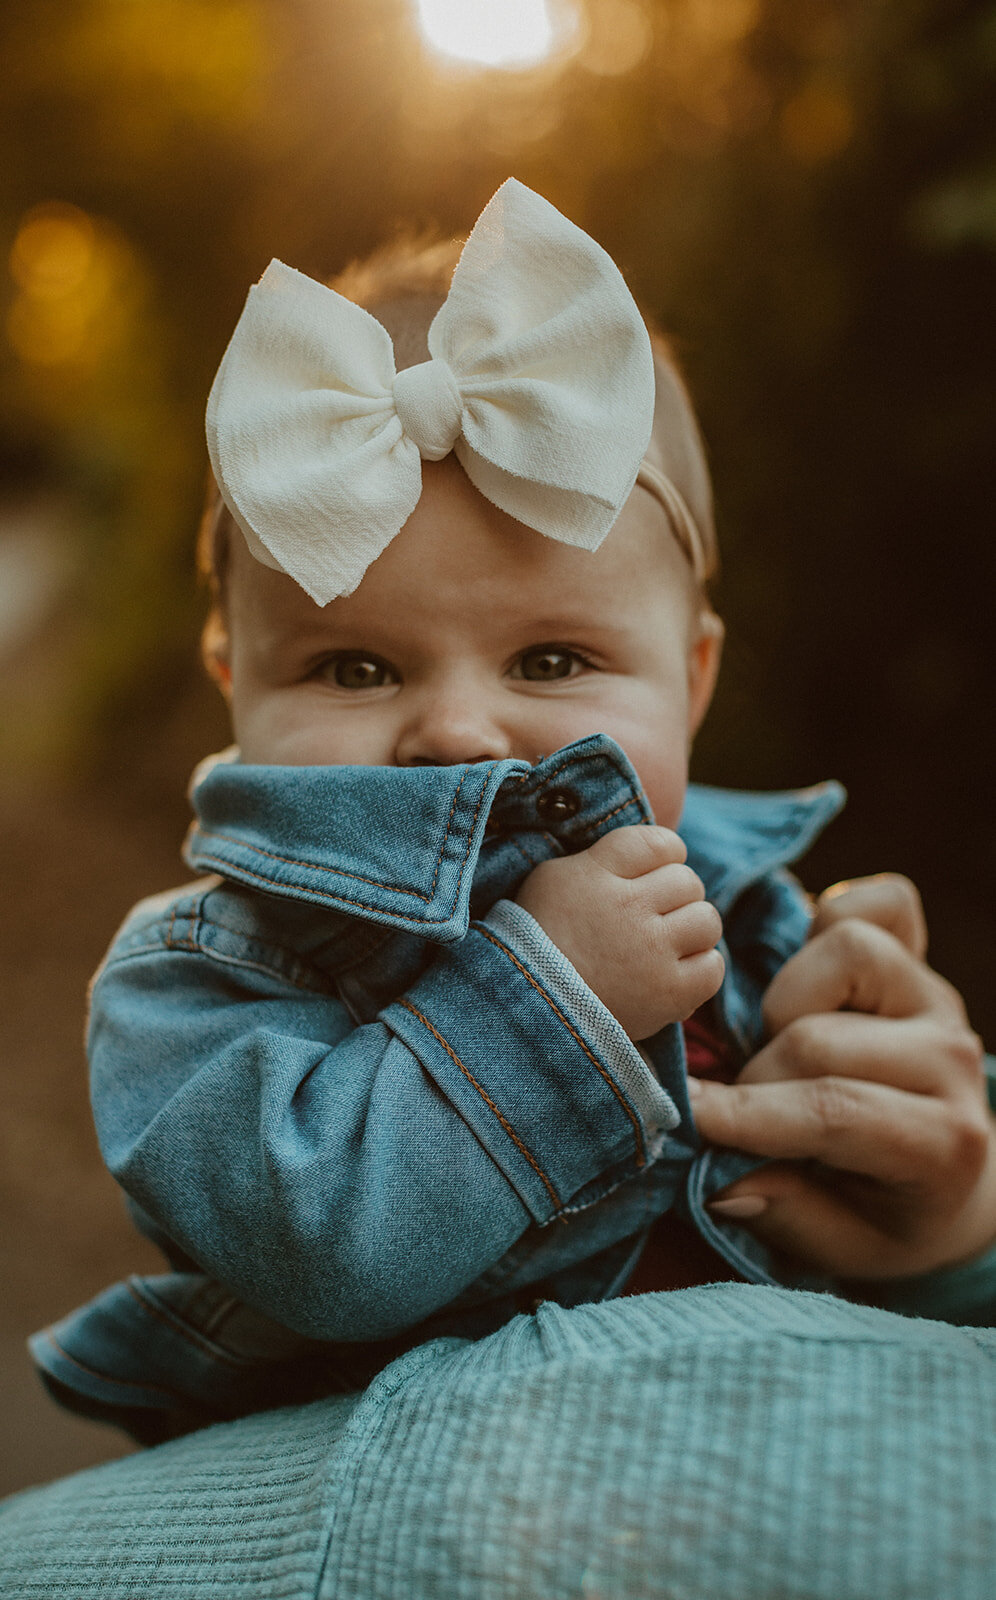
xmin=226 ymin=456 xmax=698 ymax=653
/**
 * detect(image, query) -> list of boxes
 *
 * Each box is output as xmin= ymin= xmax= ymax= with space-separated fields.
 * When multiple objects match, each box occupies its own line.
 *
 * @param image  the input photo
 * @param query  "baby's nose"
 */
xmin=404 ymin=751 xmax=501 ymax=767
xmin=394 ymin=687 xmax=513 ymax=768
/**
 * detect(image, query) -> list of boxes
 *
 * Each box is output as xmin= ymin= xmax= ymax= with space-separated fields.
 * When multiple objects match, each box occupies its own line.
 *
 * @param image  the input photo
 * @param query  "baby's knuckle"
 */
xmin=697 ymin=902 xmax=724 ymax=944
xmin=674 ymin=897 xmax=708 ymax=933
xmin=690 ymin=945 xmax=725 ymax=980
xmin=676 ymin=962 xmax=725 ymax=1019
xmin=669 ymin=863 xmax=706 ymax=900
xmin=648 ymin=864 xmax=698 ymax=909
xmin=590 ymin=824 xmax=683 ymax=875
xmin=693 ymin=948 xmax=726 ymax=996
xmin=674 ymin=939 xmax=720 ymax=979
xmin=653 ymin=917 xmax=680 ymax=962
xmin=644 ymin=825 xmax=686 ymax=864
xmin=706 ymin=947 xmax=726 ymax=984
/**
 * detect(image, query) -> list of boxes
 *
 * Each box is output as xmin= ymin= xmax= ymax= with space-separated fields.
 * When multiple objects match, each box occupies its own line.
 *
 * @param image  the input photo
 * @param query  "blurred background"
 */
xmin=1 ymin=0 xmax=993 ymax=1495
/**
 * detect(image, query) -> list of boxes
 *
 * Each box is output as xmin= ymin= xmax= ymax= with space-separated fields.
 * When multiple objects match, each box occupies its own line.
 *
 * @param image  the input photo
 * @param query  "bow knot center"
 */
xmin=392 ymin=359 xmax=463 ymax=462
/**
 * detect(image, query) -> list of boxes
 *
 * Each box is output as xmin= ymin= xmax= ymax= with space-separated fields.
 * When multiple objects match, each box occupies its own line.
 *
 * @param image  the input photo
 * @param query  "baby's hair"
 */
xmin=198 ymin=230 xmax=719 ymax=681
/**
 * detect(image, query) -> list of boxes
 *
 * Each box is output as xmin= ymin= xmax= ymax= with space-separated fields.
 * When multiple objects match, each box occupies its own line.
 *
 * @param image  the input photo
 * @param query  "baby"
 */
xmin=31 ymin=182 xmax=995 ymax=1443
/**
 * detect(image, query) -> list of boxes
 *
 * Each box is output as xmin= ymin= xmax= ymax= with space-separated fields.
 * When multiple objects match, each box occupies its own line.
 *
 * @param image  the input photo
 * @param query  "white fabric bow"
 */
xmin=206 ymin=179 xmax=657 ymax=604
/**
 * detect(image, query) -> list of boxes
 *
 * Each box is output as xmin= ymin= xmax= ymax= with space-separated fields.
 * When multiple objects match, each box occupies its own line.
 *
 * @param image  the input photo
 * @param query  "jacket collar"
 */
xmin=184 ymin=738 xmax=844 ymax=941
xmin=678 ymin=780 xmax=845 ymax=913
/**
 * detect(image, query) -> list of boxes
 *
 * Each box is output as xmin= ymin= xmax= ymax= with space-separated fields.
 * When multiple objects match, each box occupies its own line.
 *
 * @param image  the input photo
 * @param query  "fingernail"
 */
xmin=708 ymin=1195 xmax=769 ymax=1220
xmin=685 ymin=1075 xmax=703 ymax=1100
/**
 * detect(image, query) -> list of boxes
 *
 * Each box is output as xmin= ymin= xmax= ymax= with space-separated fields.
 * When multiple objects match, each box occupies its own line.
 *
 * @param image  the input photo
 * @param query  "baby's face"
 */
xmin=221 ymin=457 xmax=720 ymax=828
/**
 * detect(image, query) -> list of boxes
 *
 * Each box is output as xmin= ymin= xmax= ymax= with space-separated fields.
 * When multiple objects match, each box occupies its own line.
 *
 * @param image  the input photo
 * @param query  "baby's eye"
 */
xmin=514 ymin=647 xmax=587 ymax=682
xmin=317 ymin=653 xmax=397 ymax=689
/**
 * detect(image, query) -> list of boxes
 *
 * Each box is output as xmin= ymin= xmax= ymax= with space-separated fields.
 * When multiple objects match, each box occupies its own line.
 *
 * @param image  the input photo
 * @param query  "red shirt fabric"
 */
xmin=682 ymin=1005 xmax=740 ymax=1083
xmin=624 ymin=1008 xmax=742 ymax=1294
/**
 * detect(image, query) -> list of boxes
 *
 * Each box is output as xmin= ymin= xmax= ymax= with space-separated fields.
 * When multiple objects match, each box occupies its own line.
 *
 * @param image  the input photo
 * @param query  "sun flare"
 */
xmin=414 ymin=0 xmax=562 ymax=69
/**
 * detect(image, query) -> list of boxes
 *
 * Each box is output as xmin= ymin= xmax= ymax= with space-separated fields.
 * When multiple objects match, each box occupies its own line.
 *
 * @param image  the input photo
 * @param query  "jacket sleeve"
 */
xmin=89 ymin=891 xmax=680 ymax=1342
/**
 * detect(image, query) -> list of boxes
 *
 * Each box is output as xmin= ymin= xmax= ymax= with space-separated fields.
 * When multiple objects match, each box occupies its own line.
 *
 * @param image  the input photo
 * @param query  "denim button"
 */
xmin=536 ymin=788 xmax=581 ymax=823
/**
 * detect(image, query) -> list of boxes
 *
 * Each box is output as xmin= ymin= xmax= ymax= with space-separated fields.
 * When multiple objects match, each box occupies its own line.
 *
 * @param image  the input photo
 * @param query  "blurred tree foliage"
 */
xmin=1 ymin=1 xmax=993 ymax=1014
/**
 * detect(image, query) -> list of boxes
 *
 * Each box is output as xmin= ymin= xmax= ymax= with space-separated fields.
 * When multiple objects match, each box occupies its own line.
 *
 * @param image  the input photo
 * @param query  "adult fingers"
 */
xmin=688 ymin=1072 xmax=990 ymax=1193
xmin=586 ymin=824 xmax=686 ymax=878
xmin=737 ymin=1011 xmax=985 ymax=1098
xmin=762 ymin=919 xmax=967 ymax=1035
xmin=704 ymin=1166 xmax=931 ymax=1279
xmin=810 ymin=874 xmax=928 ymax=959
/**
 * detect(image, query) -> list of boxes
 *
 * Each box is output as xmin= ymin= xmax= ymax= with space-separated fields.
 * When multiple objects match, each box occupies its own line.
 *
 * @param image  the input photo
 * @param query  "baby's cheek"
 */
xmin=625 ymin=741 xmax=690 ymax=829
xmin=231 ymin=691 xmax=336 ymax=767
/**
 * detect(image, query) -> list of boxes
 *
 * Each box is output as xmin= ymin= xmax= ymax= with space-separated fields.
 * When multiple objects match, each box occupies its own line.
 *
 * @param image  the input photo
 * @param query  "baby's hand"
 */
xmin=515 ymin=825 xmax=724 ymax=1041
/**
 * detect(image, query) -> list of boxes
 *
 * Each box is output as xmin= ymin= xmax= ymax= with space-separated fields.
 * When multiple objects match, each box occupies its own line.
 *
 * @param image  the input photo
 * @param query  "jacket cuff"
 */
xmin=384 ymin=899 xmax=680 ymax=1225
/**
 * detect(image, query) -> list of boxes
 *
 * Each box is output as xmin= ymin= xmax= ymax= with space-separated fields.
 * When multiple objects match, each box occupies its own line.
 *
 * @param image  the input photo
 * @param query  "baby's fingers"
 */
xmin=586 ymin=824 xmax=686 ymax=878
xmin=663 ymin=898 xmax=723 ymax=958
xmin=638 ymin=861 xmax=708 ymax=917
xmin=672 ymin=947 xmax=726 ymax=1014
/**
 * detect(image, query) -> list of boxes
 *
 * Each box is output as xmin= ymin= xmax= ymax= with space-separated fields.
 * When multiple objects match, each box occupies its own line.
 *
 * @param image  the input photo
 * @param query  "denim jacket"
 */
xmin=32 ymin=733 xmax=849 ymax=1440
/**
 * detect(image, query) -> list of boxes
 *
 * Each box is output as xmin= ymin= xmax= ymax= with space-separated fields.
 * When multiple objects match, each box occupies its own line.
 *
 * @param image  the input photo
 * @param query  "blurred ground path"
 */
xmin=0 ymin=783 xmax=192 ymax=1496
xmin=0 ymin=490 xmax=228 ymax=1492
xmin=0 ymin=497 xmax=79 ymax=658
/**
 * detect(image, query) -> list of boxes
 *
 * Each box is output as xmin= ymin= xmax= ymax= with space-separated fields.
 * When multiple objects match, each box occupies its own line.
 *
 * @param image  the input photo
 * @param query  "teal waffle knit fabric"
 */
xmin=2 ymin=1284 xmax=995 ymax=1599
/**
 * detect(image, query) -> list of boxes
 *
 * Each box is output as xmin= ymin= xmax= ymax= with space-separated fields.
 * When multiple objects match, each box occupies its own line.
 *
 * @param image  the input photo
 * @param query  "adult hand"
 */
xmin=808 ymin=871 xmax=928 ymax=959
xmin=689 ymin=878 xmax=995 ymax=1279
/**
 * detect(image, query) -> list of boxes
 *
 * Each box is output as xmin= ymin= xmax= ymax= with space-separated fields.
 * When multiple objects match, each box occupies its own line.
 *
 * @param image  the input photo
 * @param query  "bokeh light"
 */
xmin=780 ymin=82 xmax=855 ymax=164
xmin=7 ymin=202 xmax=144 ymax=371
xmin=578 ymin=0 xmax=652 ymax=78
xmin=414 ymin=0 xmax=569 ymax=69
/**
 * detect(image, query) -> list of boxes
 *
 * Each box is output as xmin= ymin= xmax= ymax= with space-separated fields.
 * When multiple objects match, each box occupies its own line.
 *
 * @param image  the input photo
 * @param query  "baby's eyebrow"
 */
xmin=516 ymin=617 xmax=634 ymax=639
xmin=248 ymin=621 xmax=346 ymax=660
xmin=250 ymin=608 xmax=642 ymax=660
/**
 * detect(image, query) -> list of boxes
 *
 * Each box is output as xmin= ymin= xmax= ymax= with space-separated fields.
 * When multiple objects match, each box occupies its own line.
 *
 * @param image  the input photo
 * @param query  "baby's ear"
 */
xmin=201 ymin=608 xmax=233 ymax=701
xmin=687 ymin=609 xmax=724 ymax=737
